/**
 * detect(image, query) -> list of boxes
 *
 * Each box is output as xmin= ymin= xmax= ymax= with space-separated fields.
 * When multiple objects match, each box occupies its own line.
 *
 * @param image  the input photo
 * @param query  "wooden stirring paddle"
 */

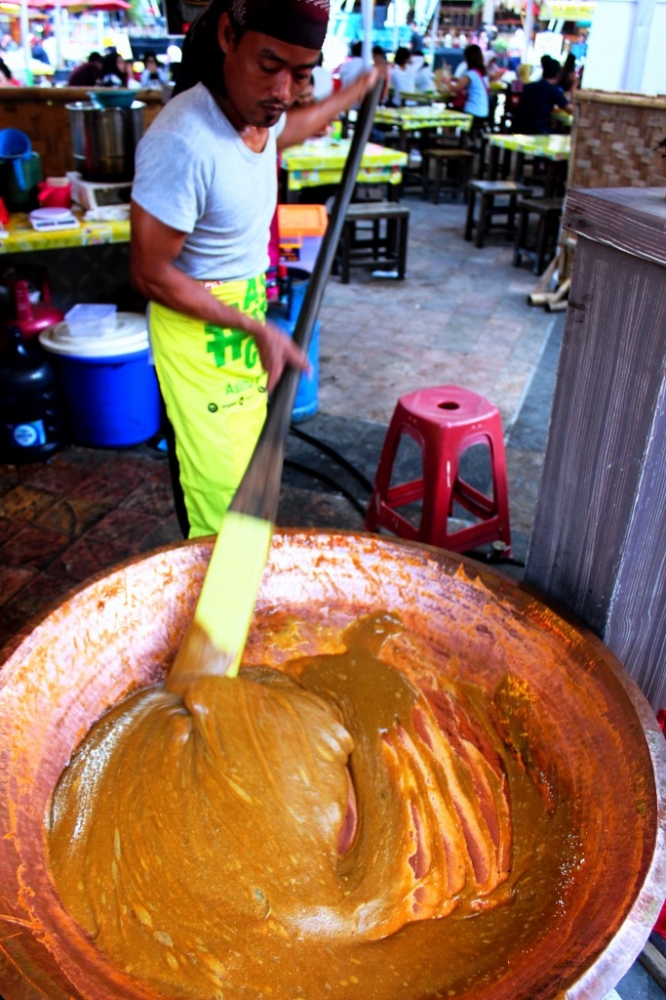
xmin=166 ymin=74 xmax=384 ymax=694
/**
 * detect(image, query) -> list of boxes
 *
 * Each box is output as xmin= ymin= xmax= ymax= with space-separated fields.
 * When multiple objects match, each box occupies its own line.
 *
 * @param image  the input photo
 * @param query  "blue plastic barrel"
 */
xmin=39 ymin=312 xmax=161 ymax=447
xmin=267 ymin=267 xmax=319 ymax=423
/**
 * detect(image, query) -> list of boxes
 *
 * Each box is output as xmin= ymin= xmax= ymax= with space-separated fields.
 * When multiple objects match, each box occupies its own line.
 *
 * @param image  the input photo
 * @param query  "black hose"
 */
xmin=284 ymin=459 xmax=368 ymax=520
xmin=288 ymin=424 xmax=374 ymax=494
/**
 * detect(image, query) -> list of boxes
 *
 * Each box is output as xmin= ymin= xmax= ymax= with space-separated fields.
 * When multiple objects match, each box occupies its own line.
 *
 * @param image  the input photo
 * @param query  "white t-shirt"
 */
xmin=132 ymin=83 xmax=284 ymax=281
xmin=391 ymin=63 xmax=417 ymax=96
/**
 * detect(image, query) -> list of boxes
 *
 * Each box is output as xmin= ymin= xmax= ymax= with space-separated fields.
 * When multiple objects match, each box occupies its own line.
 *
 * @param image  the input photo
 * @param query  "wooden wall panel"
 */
xmin=526 ymin=187 xmax=666 ymax=707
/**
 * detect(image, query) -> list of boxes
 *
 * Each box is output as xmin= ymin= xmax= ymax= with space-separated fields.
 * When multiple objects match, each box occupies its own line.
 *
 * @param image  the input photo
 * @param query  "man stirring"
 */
xmin=130 ymin=0 xmax=376 ymax=538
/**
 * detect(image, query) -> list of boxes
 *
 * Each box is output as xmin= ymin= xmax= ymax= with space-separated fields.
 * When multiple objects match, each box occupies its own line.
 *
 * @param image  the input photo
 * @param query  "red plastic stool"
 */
xmin=365 ymin=385 xmax=511 ymax=554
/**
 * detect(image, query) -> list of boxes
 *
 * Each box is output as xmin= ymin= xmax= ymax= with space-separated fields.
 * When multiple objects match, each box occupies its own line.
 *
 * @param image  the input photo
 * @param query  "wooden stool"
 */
xmin=337 ymin=202 xmax=410 ymax=284
xmin=365 ymin=385 xmax=511 ymax=554
xmin=421 ymin=148 xmax=474 ymax=203
xmin=464 ymin=180 xmax=532 ymax=249
xmin=513 ymin=196 xmax=563 ymax=275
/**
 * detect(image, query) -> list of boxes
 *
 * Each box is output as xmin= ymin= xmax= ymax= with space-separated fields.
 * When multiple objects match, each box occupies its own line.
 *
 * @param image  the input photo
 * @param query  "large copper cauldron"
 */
xmin=0 ymin=531 xmax=664 ymax=1000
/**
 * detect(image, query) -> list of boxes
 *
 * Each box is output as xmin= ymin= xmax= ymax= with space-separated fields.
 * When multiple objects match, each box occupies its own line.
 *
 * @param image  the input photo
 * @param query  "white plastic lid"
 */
xmin=40 ymin=312 xmax=149 ymax=358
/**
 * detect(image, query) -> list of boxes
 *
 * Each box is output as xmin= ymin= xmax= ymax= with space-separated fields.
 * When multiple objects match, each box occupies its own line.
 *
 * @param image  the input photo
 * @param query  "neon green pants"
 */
xmin=149 ymin=276 xmax=268 ymax=539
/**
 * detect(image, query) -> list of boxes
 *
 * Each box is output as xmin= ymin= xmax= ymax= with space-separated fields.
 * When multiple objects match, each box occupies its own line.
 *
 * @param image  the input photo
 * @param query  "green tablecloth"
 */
xmin=488 ymin=134 xmax=571 ymax=161
xmin=279 ymin=139 xmax=408 ymax=193
xmin=0 ymin=211 xmax=130 ymax=253
xmin=373 ymin=106 xmax=473 ymax=132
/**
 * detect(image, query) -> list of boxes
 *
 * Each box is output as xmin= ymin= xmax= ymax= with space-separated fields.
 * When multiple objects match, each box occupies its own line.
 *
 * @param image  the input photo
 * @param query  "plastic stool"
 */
xmin=365 ymin=385 xmax=511 ymax=554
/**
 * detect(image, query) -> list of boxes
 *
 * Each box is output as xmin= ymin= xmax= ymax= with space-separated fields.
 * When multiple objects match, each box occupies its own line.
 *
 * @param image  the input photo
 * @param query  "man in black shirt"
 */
xmin=513 ymin=56 xmax=573 ymax=134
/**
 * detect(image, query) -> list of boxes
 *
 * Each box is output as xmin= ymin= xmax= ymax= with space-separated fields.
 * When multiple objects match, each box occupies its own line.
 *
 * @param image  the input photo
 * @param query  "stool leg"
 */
xmin=459 ymin=157 xmax=471 ymax=202
xmin=476 ymin=192 xmax=489 ymax=248
xmin=433 ymin=159 xmax=442 ymax=205
xmin=507 ymin=193 xmax=518 ymax=235
xmin=514 ymin=207 xmax=528 ymax=267
xmin=535 ymin=213 xmax=548 ymax=275
xmin=387 ymin=216 xmax=397 ymax=260
xmin=341 ymin=220 xmax=351 ymax=284
xmin=488 ymin=144 xmax=499 ymax=180
xmin=464 ymin=187 xmax=476 ymax=242
xmin=397 ymin=215 xmax=408 ymax=279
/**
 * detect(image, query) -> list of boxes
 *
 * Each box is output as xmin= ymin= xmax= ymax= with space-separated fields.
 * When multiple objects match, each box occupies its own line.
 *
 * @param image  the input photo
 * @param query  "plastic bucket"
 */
xmin=39 ymin=312 xmax=161 ymax=447
xmin=267 ymin=267 xmax=319 ymax=423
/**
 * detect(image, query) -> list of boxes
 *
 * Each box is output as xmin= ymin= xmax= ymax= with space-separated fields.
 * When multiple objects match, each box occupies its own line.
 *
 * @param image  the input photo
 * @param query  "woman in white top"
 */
xmin=390 ymin=47 xmax=417 ymax=103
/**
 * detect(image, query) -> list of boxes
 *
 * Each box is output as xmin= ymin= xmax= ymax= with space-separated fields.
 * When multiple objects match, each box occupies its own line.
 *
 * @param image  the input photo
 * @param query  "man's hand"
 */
xmin=250 ymin=318 xmax=310 ymax=393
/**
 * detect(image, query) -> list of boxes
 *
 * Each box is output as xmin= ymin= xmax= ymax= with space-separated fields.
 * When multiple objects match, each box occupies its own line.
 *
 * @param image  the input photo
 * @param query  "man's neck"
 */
xmin=211 ymin=89 xmax=269 ymax=152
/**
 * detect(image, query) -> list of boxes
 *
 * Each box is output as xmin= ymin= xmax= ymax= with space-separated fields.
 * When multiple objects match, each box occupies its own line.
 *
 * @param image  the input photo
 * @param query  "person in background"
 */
xmin=30 ymin=35 xmax=50 ymax=65
xmin=506 ymin=61 xmax=532 ymax=124
xmin=512 ymin=56 xmax=573 ymax=134
xmin=338 ymin=39 xmax=364 ymax=88
xmin=390 ymin=46 xmax=416 ymax=103
xmin=140 ymin=51 xmax=169 ymax=88
xmin=570 ymin=29 xmax=588 ymax=62
xmin=41 ymin=24 xmax=57 ymax=68
xmin=68 ymin=50 xmax=103 ymax=86
xmin=411 ymin=50 xmax=433 ymax=92
xmin=311 ymin=52 xmax=333 ymax=100
xmin=446 ymin=43 xmax=489 ymax=127
xmin=101 ymin=48 xmax=128 ymax=86
xmin=372 ymin=45 xmax=390 ymax=103
xmin=130 ymin=0 xmax=377 ymax=538
xmin=558 ymin=52 xmax=578 ymax=101
xmin=406 ymin=9 xmax=424 ymax=51
xmin=0 ymin=58 xmax=19 ymax=85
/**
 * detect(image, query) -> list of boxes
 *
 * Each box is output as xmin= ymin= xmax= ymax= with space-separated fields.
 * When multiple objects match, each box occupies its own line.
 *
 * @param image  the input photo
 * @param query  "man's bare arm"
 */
xmin=277 ymin=67 xmax=379 ymax=151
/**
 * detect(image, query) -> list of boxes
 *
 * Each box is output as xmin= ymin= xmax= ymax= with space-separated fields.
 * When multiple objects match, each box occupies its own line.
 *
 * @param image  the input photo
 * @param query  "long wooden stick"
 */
xmin=229 ymin=75 xmax=385 ymax=523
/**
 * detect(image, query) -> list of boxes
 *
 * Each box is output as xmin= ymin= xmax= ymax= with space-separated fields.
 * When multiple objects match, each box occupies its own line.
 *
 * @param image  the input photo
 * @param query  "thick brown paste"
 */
xmin=46 ymin=613 xmax=584 ymax=999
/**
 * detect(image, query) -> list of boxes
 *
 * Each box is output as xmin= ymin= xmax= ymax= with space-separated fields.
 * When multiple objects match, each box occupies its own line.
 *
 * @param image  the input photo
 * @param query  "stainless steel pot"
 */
xmin=66 ymin=101 xmax=145 ymax=182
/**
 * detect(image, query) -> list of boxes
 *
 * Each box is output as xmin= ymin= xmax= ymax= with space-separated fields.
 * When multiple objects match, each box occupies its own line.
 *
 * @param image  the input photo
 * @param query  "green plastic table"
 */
xmin=0 ymin=211 xmax=130 ymax=253
xmin=488 ymin=134 xmax=571 ymax=196
xmin=279 ymin=139 xmax=408 ymax=203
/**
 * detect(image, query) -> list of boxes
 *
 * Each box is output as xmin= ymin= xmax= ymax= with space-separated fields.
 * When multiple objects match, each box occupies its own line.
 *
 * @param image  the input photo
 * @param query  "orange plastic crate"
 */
xmin=278 ymin=204 xmax=328 ymax=238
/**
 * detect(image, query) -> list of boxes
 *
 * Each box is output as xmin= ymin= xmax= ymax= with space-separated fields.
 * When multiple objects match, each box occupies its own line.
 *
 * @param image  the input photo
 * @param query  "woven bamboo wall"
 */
xmin=0 ymin=88 xmax=165 ymax=178
xmin=569 ymin=90 xmax=666 ymax=190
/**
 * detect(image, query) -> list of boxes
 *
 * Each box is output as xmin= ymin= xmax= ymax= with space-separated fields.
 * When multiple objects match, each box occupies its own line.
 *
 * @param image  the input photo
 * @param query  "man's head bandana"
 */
xmin=231 ymin=0 xmax=330 ymax=50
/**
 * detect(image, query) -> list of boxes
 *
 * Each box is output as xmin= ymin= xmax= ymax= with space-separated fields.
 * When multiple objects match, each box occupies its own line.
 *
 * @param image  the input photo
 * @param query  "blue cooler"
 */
xmin=267 ymin=267 xmax=319 ymax=423
xmin=39 ymin=312 xmax=161 ymax=447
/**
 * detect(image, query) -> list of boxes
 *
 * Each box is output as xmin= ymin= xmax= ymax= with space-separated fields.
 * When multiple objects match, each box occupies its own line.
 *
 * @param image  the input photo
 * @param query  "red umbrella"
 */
xmin=25 ymin=0 xmax=131 ymax=8
xmin=83 ymin=0 xmax=131 ymax=8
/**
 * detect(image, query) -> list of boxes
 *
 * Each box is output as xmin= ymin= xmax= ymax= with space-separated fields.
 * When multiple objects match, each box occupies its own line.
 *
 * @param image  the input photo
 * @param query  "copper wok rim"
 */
xmin=0 ymin=528 xmax=664 ymax=1000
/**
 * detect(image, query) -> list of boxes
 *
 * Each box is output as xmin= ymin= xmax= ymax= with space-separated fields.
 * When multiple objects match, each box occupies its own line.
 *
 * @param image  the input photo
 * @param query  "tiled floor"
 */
xmin=0 ymin=193 xmax=663 ymax=999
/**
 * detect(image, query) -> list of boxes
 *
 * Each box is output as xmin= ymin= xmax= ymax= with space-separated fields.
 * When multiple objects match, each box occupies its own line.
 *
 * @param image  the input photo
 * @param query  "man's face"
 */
xmin=218 ymin=16 xmax=320 ymax=127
